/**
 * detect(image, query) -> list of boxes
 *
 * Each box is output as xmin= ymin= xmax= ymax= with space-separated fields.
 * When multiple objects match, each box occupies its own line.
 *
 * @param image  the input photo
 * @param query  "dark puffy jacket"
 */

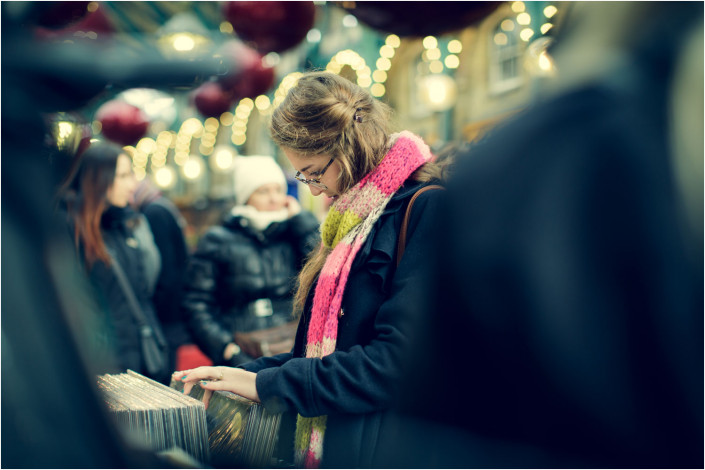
xmin=182 ymin=210 xmax=320 ymax=364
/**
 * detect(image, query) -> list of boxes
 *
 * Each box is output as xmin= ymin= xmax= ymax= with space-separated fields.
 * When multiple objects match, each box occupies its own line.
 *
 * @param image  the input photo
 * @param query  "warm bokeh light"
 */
xmin=380 ymin=45 xmax=395 ymax=59
xmin=520 ymin=28 xmax=535 ymax=42
xmin=426 ymin=48 xmax=441 ymax=61
xmin=517 ymin=12 xmax=531 ymax=25
xmin=385 ymin=34 xmax=401 ymax=48
xmin=180 ymin=118 xmax=203 ymax=135
xmin=447 ymin=39 xmax=463 ymax=53
xmin=418 ymin=74 xmax=457 ymax=112
xmin=445 ymin=55 xmax=460 ymax=69
xmin=429 ymin=60 xmax=444 ymax=74
xmin=231 ymin=134 xmax=246 ymax=146
xmin=154 ymin=167 xmax=176 ymax=189
xmin=370 ymin=83 xmax=385 ymax=97
xmin=182 ymin=156 xmax=203 ymax=180
xmin=210 ymin=146 xmax=235 ymax=171
xmin=501 ymin=19 xmax=516 ymax=32
xmin=172 ymin=34 xmax=195 ymax=52
xmin=372 ymin=70 xmax=387 ymax=83
xmin=255 ymin=95 xmax=271 ymax=111
xmin=422 ymin=36 xmax=438 ymax=50
xmin=136 ymin=137 xmax=156 ymax=154
xmin=376 ymin=57 xmax=392 ymax=71
xmin=544 ymin=5 xmax=558 ymax=18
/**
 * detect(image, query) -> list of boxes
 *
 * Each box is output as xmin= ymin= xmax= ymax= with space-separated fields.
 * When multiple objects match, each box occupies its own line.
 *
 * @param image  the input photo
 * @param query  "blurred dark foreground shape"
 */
xmin=1 ymin=3 xmax=225 ymax=467
xmin=377 ymin=2 xmax=704 ymax=468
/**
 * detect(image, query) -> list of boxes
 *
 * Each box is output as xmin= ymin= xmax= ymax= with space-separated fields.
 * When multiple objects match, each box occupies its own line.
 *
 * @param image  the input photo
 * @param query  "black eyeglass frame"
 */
xmin=294 ymin=158 xmax=335 ymax=190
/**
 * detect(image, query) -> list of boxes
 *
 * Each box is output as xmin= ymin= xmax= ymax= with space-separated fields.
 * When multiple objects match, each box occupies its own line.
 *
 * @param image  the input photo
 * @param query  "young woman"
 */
xmin=181 ymin=155 xmax=320 ymax=366
xmin=59 ymin=141 xmax=168 ymax=383
xmin=174 ymin=71 xmax=445 ymax=467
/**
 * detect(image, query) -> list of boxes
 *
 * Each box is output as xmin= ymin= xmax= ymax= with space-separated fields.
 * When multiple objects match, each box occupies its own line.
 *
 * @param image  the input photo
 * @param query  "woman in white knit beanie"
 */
xmin=231 ymin=155 xmax=294 ymax=230
xmin=181 ymin=154 xmax=320 ymax=367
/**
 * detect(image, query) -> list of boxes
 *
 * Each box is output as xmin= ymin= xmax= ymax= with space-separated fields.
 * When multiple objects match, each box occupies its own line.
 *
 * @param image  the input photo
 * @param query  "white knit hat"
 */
xmin=232 ymin=155 xmax=287 ymax=205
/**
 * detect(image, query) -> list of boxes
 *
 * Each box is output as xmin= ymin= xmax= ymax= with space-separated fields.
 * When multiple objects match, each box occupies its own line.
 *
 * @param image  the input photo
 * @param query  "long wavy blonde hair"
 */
xmin=270 ymin=71 xmax=442 ymax=313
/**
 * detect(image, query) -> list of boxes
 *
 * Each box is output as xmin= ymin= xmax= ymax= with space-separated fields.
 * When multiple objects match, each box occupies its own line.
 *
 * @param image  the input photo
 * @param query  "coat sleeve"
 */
xmin=287 ymin=210 xmax=321 ymax=264
xmin=181 ymin=229 xmax=233 ymax=362
xmin=254 ymin=189 xmax=443 ymax=416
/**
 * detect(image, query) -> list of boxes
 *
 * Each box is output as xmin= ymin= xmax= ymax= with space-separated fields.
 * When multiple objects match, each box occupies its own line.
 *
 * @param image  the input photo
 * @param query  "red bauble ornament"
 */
xmin=218 ymin=41 xmax=275 ymax=101
xmin=191 ymin=82 xmax=235 ymax=117
xmin=95 ymin=100 xmax=149 ymax=146
xmin=342 ymin=2 xmax=501 ymax=37
xmin=223 ymin=1 xmax=316 ymax=53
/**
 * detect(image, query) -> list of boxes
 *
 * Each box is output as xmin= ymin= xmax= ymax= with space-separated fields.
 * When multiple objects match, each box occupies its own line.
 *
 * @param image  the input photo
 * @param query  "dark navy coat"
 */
xmin=242 ymin=180 xmax=444 ymax=468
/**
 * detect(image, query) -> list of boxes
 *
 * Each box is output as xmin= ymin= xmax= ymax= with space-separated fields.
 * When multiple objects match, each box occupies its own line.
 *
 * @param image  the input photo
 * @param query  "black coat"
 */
xmin=241 ymin=180 xmax=444 ymax=468
xmin=182 ymin=210 xmax=320 ymax=364
xmin=139 ymin=197 xmax=191 ymax=357
xmin=87 ymin=206 xmax=165 ymax=381
xmin=384 ymin=56 xmax=704 ymax=469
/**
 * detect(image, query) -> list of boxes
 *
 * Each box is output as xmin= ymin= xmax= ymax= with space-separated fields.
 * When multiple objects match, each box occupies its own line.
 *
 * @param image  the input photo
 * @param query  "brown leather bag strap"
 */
xmin=396 ymin=184 xmax=445 ymax=267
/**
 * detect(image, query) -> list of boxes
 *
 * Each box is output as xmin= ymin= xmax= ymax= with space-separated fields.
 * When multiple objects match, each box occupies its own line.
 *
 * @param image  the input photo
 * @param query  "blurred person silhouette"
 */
xmin=58 ymin=141 xmax=171 ymax=384
xmin=375 ymin=2 xmax=703 ymax=468
xmin=181 ymin=155 xmax=320 ymax=369
xmin=1 ymin=2 xmax=226 ymax=466
xmin=173 ymin=71 xmax=445 ymax=468
xmin=132 ymin=176 xmax=192 ymax=372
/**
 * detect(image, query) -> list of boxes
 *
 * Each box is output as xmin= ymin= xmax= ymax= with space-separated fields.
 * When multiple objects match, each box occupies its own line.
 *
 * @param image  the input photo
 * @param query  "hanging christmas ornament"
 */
xmin=95 ymin=100 xmax=149 ymax=146
xmin=217 ymin=40 xmax=275 ymax=101
xmin=222 ymin=1 xmax=316 ymax=53
xmin=117 ymin=88 xmax=178 ymax=128
xmin=341 ymin=2 xmax=501 ymax=37
xmin=191 ymin=81 xmax=235 ymax=117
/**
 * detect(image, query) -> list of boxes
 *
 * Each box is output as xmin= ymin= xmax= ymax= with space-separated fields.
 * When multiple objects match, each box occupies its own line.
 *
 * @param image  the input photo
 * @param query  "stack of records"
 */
xmin=97 ymin=370 xmax=209 ymax=465
xmin=171 ymin=380 xmax=282 ymax=468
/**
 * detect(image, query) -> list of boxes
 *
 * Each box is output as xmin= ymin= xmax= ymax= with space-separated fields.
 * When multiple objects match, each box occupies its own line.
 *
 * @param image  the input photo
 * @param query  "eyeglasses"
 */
xmin=294 ymin=158 xmax=334 ymax=190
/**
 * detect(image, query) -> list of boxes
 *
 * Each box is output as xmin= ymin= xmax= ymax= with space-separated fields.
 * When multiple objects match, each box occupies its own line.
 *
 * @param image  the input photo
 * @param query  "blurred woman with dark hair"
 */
xmin=58 ymin=141 xmax=169 ymax=383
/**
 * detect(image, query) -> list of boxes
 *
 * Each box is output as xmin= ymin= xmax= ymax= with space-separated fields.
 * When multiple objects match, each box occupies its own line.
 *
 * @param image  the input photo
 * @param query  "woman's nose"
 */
xmin=309 ymin=185 xmax=323 ymax=196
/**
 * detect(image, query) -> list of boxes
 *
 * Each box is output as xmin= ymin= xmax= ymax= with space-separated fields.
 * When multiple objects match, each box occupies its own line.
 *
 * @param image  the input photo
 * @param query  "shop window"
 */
xmin=488 ymin=18 xmax=523 ymax=95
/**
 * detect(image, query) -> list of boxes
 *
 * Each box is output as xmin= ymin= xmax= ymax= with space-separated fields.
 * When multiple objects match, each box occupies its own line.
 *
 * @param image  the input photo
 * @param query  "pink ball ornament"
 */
xmin=191 ymin=81 xmax=235 ymax=117
xmin=95 ymin=100 xmax=149 ymax=146
xmin=222 ymin=1 xmax=316 ymax=53
xmin=217 ymin=41 xmax=275 ymax=101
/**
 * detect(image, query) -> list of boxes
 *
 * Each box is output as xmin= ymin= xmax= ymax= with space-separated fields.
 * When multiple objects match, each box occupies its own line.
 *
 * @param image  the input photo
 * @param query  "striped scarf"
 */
xmin=294 ymin=131 xmax=433 ymax=468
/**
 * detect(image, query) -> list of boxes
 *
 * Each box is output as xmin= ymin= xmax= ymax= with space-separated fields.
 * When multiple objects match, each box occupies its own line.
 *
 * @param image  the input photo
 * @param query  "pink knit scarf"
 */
xmin=294 ymin=131 xmax=433 ymax=468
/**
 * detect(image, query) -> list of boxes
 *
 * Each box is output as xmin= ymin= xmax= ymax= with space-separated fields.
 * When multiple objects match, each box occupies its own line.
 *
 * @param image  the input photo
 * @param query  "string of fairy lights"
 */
xmin=115 ymin=1 xmax=558 ymax=190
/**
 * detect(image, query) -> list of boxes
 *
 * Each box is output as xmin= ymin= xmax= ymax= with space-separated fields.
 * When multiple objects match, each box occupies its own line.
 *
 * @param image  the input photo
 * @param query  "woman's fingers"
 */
xmin=174 ymin=366 xmax=221 ymax=383
xmin=202 ymin=389 xmax=213 ymax=409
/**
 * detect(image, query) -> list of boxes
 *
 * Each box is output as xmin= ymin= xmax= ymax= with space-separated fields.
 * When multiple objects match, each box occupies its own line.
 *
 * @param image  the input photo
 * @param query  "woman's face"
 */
xmin=283 ymin=148 xmax=342 ymax=199
xmin=106 ymin=154 xmax=136 ymax=208
xmin=247 ymin=182 xmax=287 ymax=212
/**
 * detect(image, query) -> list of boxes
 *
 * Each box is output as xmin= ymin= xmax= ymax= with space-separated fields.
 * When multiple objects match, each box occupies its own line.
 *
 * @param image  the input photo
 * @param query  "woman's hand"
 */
xmin=172 ymin=366 xmax=259 ymax=408
xmin=285 ymin=195 xmax=302 ymax=217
